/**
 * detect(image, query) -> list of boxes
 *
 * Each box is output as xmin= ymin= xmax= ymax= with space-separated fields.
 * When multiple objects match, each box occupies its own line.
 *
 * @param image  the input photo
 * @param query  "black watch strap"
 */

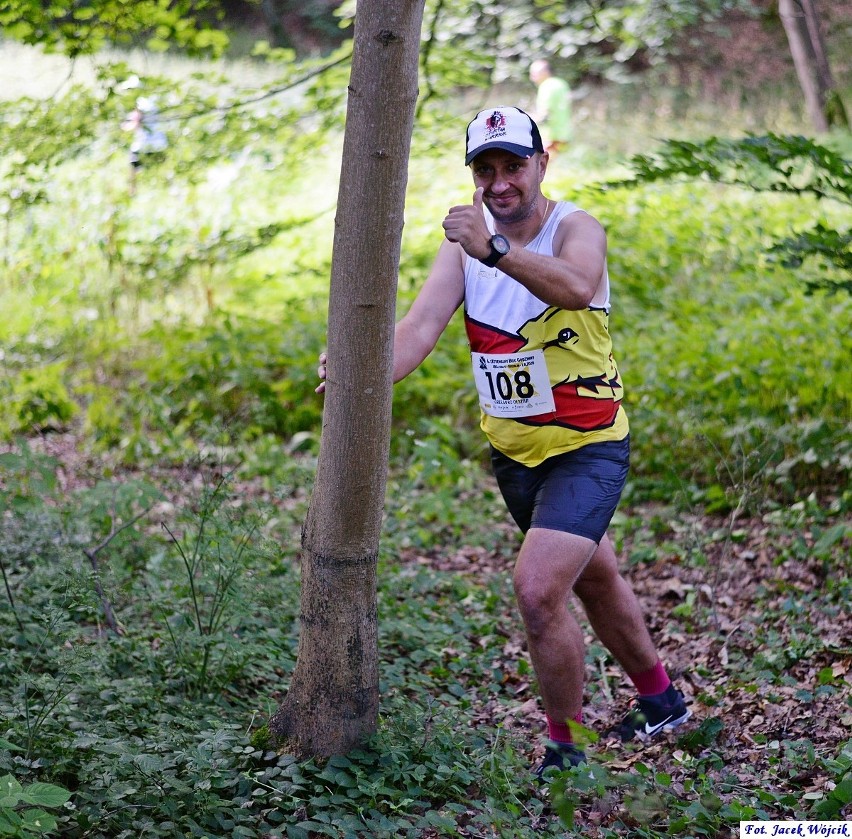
xmin=481 ymin=234 xmax=510 ymax=268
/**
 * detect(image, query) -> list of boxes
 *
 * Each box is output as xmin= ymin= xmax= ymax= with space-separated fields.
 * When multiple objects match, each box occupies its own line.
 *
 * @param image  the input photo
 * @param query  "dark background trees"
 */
xmin=5 ymin=0 xmax=846 ymax=130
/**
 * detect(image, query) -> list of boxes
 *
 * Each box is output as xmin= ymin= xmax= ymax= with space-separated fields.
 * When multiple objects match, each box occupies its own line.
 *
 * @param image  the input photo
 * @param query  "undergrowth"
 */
xmin=0 ymin=440 xmax=849 ymax=837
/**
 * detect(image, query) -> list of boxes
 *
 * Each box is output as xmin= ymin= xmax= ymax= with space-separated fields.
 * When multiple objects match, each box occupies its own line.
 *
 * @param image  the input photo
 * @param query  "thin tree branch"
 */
xmin=83 ymin=503 xmax=154 ymax=634
xmin=157 ymin=50 xmax=353 ymax=124
xmin=417 ymin=0 xmax=444 ymax=117
xmin=162 ymin=520 xmax=204 ymax=636
xmin=84 ymin=505 xmax=153 ymax=561
xmin=0 ymin=553 xmax=24 ymax=632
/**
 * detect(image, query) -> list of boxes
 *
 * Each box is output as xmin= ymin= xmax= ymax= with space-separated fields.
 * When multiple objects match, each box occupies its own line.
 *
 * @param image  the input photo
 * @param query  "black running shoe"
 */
xmin=610 ymin=684 xmax=691 ymax=742
xmin=533 ymin=742 xmax=587 ymax=781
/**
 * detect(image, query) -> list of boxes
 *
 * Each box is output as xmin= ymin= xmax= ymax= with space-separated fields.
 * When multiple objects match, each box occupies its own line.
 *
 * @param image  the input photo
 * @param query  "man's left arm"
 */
xmin=494 ymin=211 xmax=606 ymax=310
xmin=443 ymin=189 xmax=606 ymax=311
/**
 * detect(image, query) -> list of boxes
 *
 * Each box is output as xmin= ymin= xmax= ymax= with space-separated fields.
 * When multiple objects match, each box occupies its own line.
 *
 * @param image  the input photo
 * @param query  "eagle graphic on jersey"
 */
xmin=464 ymin=305 xmax=623 ymax=432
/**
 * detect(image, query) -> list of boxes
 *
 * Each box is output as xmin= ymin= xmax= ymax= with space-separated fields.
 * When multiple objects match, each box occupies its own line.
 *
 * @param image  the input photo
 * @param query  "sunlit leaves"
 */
xmin=608 ymin=132 xmax=852 ymax=295
xmin=619 ymin=133 xmax=852 ymax=202
xmin=414 ymin=0 xmax=759 ymax=83
xmin=0 ymin=0 xmax=229 ymax=57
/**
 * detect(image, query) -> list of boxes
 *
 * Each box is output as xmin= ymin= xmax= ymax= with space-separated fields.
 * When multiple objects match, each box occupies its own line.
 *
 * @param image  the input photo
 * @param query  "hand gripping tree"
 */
xmin=269 ymin=0 xmax=426 ymax=758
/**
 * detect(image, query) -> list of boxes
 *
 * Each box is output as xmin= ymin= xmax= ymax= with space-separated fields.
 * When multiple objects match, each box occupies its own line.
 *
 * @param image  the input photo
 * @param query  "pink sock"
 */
xmin=546 ymin=712 xmax=583 ymax=744
xmin=629 ymin=660 xmax=671 ymax=696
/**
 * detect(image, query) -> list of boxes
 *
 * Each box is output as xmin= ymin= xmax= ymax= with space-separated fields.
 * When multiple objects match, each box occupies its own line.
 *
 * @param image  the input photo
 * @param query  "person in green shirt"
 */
xmin=530 ymin=59 xmax=572 ymax=155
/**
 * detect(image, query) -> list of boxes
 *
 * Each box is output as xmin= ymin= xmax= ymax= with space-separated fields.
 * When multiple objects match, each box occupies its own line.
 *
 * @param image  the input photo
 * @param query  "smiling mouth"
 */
xmin=487 ymin=193 xmax=518 ymax=205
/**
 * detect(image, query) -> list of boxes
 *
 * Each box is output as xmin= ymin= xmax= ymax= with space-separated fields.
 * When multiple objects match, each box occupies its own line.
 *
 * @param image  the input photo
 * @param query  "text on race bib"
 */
xmin=471 ymin=350 xmax=556 ymax=418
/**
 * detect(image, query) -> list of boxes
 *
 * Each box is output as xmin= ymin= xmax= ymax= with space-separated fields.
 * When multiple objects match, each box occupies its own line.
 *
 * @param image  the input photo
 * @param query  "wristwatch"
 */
xmin=481 ymin=234 xmax=510 ymax=268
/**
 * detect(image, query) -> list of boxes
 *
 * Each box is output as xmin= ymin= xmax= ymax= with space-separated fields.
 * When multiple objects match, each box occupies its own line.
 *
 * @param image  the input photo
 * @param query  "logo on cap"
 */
xmin=465 ymin=105 xmax=543 ymax=165
xmin=484 ymin=111 xmax=507 ymax=139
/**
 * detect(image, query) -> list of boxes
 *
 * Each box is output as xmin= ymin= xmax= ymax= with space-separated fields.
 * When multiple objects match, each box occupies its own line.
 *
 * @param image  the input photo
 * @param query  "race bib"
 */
xmin=471 ymin=350 xmax=556 ymax=417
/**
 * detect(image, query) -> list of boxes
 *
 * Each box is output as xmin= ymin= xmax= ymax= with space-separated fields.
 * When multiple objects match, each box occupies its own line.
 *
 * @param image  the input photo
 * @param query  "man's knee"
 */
xmin=512 ymin=569 xmax=568 ymax=639
xmin=513 ymin=528 xmax=595 ymax=635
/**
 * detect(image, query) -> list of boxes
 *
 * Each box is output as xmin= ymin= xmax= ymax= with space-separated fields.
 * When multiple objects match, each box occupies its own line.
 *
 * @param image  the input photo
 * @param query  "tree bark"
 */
xmin=779 ymin=0 xmax=848 ymax=132
xmin=269 ymin=0 xmax=425 ymax=758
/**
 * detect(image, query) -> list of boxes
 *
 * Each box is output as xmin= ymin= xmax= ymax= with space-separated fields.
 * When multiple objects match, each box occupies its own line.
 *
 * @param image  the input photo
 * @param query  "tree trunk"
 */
xmin=269 ymin=0 xmax=425 ymax=758
xmin=778 ymin=0 xmax=849 ymax=132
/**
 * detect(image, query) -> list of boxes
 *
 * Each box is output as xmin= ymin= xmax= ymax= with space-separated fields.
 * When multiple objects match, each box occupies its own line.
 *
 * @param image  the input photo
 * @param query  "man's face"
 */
xmin=469 ymin=149 xmax=547 ymax=225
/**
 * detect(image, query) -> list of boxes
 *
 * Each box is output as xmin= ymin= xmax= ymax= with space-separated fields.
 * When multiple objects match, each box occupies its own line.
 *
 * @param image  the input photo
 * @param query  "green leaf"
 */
xmin=677 ymin=717 xmax=724 ymax=752
xmin=0 ymin=809 xmax=23 ymax=832
xmin=814 ymin=523 xmax=850 ymax=554
xmin=832 ymin=776 xmax=852 ymax=804
xmin=0 ymin=739 xmax=23 ymax=753
xmin=0 ymin=774 xmax=23 ymax=807
xmin=19 ymin=782 xmax=72 ymax=808
xmin=133 ymin=754 xmax=165 ymax=773
xmin=423 ymin=810 xmax=457 ymax=830
xmin=20 ymin=808 xmax=59 ymax=833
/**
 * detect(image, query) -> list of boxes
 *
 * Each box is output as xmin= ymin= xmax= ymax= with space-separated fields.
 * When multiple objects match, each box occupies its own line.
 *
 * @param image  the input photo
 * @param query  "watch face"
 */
xmin=492 ymin=235 xmax=510 ymax=255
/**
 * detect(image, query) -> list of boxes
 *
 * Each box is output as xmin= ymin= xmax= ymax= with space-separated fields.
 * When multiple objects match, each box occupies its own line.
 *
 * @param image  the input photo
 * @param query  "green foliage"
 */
xmin=531 ymin=0 xmax=760 ymax=79
xmin=0 ymin=436 xmax=849 ymax=836
xmin=583 ymin=174 xmax=851 ymax=501
xmin=611 ymin=133 xmax=852 ymax=294
xmin=2 ymin=117 xmax=849 ymax=500
xmin=617 ymin=133 xmax=852 ymax=200
xmin=154 ymin=467 xmax=270 ymax=697
xmin=0 ymin=79 xmax=120 ymax=174
xmin=369 ymin=0 xmax=762 ymax=90
xmin=0 ymin=1 xmax=228 ymax=57
xmin=770 ymin=223 xmax=852 ymax=294
xmin=0 ymin=0 xmax=766 ymax=81
xmin=0 ymin=365 xmax=77 ymax=437
xmin=813 ymin=740 xmax=852 ymax=818
xmin=0 ymin=773 xmax=70 ymax=838
xmin=81 ymin=308 xmax=327 ymax=459
xmin=0 ymin=7 xmax=847 ymax=505
xmin=0 ymin=444 xmax=58 ymax=513
xmin=677 ymin=716 xmax=724 ymax=753
xmin=0 ymin=13 xmax=849 ymax=839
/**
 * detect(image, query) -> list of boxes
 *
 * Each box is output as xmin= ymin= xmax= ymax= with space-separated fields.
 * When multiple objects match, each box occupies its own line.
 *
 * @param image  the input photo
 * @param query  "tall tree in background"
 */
xmin=778 ymin=0 xmax=848 ymax=131
xmin=268 ymin=0 xmax=426 ymax=758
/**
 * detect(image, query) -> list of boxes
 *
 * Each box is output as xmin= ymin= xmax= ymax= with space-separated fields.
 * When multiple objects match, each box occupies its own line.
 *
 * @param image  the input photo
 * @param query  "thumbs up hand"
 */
xmin=442 ymin=187 xmax=492 ymax=260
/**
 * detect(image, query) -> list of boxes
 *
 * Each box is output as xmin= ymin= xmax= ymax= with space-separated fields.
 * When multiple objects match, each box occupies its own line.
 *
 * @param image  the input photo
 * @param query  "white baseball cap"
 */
xmin=465 ymin=106 xmax=544 ymax=165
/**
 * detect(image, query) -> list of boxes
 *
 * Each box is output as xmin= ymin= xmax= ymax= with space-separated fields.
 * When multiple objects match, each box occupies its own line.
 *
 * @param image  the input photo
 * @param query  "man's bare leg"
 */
xmin=512 ymin=527 xmax=597 ymax=725
xmin=572 ymin=533 xmax=692 ymax=743
xmin=572 ymin=534 xmax=660 ymax=675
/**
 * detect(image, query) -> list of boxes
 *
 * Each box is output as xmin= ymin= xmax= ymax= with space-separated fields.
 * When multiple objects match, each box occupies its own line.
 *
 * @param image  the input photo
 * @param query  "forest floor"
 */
xmin=400 ymin=501 xmax=851 ymax=832
xmin=3 ymin=431 xmax=850 ymax=835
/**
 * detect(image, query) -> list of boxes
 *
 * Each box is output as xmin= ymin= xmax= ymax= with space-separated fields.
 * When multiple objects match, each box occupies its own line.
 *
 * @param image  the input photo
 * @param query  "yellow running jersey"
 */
xmin=463 ymin=201 xmax=629 ymax=467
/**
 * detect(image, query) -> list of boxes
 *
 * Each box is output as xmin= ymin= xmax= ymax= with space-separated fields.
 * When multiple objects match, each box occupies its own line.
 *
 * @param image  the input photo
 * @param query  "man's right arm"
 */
xmin=316 ymin=239 xmax=466 ymax=393
xmin=392 ymin=239 xmax=465 ymax=382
